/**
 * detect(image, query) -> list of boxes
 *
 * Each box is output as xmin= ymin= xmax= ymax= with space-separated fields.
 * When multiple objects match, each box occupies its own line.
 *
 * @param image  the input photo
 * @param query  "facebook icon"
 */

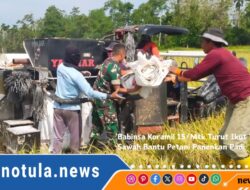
xmin=150 ymin=174 xmax=161 ymax=185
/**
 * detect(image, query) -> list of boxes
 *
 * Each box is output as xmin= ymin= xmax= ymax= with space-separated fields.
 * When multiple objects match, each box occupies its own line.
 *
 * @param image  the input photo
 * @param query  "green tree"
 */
xmin=104 ymin=0 xmax=134 ymax=27
xmin=0 ymin=24 xmax=10 ymax=52
xmin=233 ymin=0 xmax=250 ymax=27
xmin=170 ymin=0 xmax=232 ymax=47
xmin=131 ymin=0 xmax=167 ymax=25
xmin=234 ymin=0 xmax=250 ymax=10
xmin=2 ymin=25 xmax=21 ymax=52
xmin=39 ymin=5 xmax=65 ymax=37
xmin=16 ymin=14 xmax=36 ymax=51
xmin=64 ymin=7 xmax=88 ymax=38
xmin=85 ymin=8 xmax=114 ymax=39
xmin=226 ymin=1 xmax=250 ymax=45
xmin=0 ymin=14 xmax=37 ymax=52
xmin=240 ymin=1 xmax=250 ymax=30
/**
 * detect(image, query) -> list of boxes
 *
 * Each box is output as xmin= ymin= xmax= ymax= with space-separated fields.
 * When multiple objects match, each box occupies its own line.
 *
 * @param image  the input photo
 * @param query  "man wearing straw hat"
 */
xmin=166 ymin=28 xmax=250 ymax=167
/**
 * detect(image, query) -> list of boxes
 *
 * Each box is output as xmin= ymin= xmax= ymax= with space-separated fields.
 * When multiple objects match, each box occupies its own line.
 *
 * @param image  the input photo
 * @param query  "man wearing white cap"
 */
xmin=167 ymin=28 xmax=250 ymax=167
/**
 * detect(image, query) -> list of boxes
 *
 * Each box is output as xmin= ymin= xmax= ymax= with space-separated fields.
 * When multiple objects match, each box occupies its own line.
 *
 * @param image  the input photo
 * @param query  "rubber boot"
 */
xmin=220 ymin=154 xmax=234 ymax=167
xmin=236 ymin=156 xmax=250 ymax=169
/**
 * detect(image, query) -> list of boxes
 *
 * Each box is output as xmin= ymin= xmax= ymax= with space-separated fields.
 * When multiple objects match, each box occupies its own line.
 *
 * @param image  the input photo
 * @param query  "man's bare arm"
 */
xmin=113 ymin=85 xmax=141 ymax=94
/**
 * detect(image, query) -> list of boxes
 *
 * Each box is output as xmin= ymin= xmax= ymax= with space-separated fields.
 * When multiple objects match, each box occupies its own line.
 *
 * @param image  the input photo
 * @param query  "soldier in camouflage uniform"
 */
xmin=92 ymin=44 xmax=140 ymax=145
xmin=93 ymin=58 xmax=121 ymax=139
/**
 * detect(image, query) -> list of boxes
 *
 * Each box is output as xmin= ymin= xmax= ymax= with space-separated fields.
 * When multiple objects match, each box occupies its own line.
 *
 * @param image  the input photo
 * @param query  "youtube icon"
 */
xmin=187 ymin=174 xmax=197 ymax=185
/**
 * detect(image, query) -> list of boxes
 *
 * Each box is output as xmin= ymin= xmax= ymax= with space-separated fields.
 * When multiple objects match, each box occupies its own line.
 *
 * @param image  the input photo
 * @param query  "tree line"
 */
xmin=0 ymin=0 xmax=250 ymax=53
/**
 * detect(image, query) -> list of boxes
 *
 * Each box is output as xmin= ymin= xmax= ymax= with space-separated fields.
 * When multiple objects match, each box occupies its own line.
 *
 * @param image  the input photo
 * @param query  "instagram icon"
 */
xmin=126 ymin=174 xmax=137 ymax=185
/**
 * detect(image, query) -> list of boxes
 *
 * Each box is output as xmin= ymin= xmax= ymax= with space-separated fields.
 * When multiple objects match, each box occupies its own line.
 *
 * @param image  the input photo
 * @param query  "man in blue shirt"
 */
xmin=53 ymin=45 xmax=120 ymax=153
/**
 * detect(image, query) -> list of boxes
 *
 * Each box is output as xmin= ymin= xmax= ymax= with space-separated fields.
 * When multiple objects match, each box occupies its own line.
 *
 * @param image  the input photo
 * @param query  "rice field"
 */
xmin=19 ymin=46 xmax=250 ymax=169
xmin=98 ymin=112 xmax=226 ymax=169
xmin=98 ymin=46 xmax=250 ymax=169
xmin=166 ymin=45 xmax=250 ymax=88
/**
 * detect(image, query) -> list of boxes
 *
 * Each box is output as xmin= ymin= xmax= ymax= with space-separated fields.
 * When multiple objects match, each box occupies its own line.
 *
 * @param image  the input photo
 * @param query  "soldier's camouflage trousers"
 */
xmin=92 ymin=99 xmax=118 ymax=143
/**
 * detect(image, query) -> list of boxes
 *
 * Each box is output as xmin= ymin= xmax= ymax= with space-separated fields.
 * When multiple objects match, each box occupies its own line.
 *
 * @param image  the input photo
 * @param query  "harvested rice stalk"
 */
xmin=4 ymin=71 xmax=32 ymax=103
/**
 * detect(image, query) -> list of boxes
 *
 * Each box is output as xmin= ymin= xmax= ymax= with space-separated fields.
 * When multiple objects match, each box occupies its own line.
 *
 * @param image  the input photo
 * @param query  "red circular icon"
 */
xmin=138 ymin=174 xmax=149 ymax=185
xmin=187 ymin=174 xmax=197 ymax=185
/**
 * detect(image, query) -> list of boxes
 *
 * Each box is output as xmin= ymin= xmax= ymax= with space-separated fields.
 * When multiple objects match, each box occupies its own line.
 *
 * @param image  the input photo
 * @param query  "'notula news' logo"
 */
xmin=238 ymin=178 xmax=250 ymax=184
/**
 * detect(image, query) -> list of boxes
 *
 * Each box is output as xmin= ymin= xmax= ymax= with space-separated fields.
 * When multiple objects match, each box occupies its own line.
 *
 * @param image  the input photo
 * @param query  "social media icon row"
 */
xmin=126 ymin=173 xmax=221 ymax=185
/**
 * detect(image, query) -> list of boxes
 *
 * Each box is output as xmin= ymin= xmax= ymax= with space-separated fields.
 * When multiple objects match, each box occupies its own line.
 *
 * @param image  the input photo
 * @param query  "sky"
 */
xmin=0 ymin=0 xmax=147 ymax=25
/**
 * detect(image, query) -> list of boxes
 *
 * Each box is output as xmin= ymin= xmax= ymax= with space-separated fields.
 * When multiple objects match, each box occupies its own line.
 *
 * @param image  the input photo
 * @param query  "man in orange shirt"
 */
xmin=136 ymin=34 xmax=160 ymax=57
